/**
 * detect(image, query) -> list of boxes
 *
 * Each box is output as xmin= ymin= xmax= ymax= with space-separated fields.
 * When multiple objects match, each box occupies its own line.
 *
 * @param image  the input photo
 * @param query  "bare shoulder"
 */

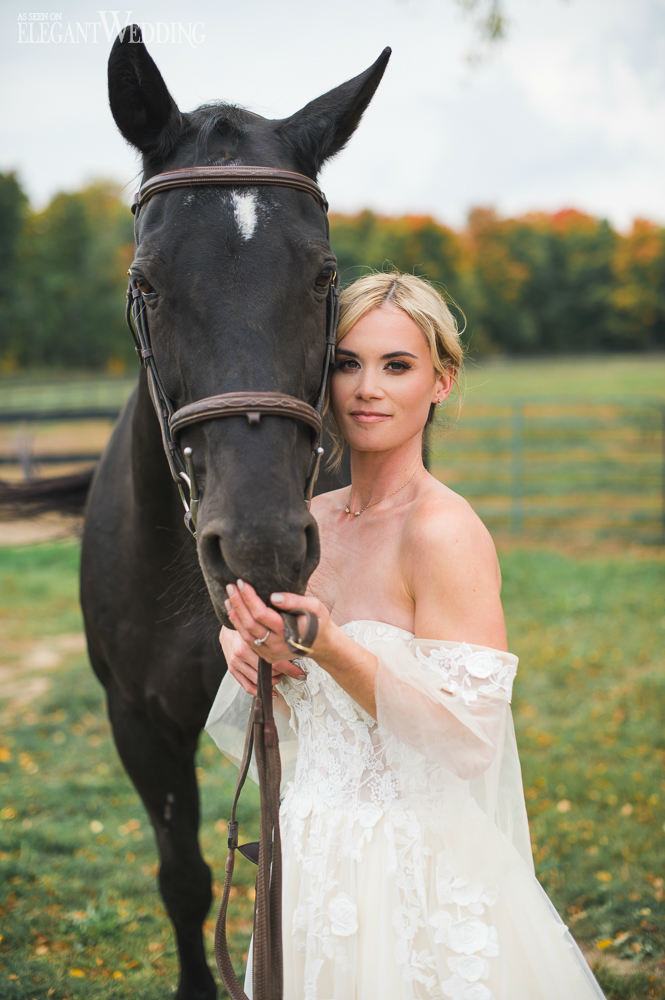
xmin=403 ymin=476 xmax=506 ymax=647
xmin=405 ymin=476 xmax=500 ymax=582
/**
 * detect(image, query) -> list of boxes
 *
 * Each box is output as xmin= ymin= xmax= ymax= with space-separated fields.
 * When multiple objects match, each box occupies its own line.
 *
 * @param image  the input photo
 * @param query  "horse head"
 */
xmin=108 ymin=27 xmax=389 ymax=622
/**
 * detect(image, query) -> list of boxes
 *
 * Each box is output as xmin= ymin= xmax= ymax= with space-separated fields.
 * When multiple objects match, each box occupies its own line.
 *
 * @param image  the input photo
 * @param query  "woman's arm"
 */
xmin=223 ymin=500 xmax=507 ymax=718
xmin=406 ymin=497 xmax=507 ymax=649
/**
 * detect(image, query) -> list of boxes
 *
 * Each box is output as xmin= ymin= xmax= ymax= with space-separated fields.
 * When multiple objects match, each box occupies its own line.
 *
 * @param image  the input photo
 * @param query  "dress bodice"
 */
xmin=277 ymin=620 xmax=518 ymax=822
xmin=278 ymin=622 xmax=407 ymax=819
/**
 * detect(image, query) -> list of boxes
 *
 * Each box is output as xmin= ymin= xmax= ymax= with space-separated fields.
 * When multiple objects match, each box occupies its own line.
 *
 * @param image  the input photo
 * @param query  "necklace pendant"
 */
xmin=354 ymin=510 xmax=361 ymax=517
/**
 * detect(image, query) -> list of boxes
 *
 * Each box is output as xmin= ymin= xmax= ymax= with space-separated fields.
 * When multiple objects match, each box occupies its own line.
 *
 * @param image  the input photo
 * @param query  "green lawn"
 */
xmin=461 ymin=354 xmax=665 ymax=405
xmin=1 ymin=355 xmax=663 ymax=411
xmin=0 ymin=541 xmax=664 ymax=999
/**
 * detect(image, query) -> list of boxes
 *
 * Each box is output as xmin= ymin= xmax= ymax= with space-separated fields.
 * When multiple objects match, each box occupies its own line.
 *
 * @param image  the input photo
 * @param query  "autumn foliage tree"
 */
xmin=0 ymin=171 xmax=663 ymax=369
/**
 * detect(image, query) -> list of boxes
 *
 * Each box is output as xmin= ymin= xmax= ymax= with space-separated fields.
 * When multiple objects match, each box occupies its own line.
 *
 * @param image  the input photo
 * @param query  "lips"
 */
xmin=349 ymin=411 xmax=391 ymax=423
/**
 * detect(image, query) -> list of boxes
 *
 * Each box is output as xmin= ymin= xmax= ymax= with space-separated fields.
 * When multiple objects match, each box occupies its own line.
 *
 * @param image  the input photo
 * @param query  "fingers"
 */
xmin=219 ymin=629 xmax=259 ymax=695
xmin=270 ymin=591 xmax=328 ymax=654
xmin=273 ymin=658 xmax=306 ymax=681
xmin=224 ymin=585 xmax=282 ymax=659
xmin=225 ymin=580 xmax=284 ymax=640
xmin=224 ymin=579 xmax=323 ymax=673
xmin=269 ymin=591 xmax=324 ymax=616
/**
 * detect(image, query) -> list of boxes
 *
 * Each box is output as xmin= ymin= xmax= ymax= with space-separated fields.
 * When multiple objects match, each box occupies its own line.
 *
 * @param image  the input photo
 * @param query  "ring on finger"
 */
xmin=253 ymin=629 xmax=271 ymax=647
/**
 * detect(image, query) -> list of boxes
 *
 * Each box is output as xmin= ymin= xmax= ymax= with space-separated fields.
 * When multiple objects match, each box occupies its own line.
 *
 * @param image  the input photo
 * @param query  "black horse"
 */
xmin=80 ymin=27 xmax=389 ymax=1000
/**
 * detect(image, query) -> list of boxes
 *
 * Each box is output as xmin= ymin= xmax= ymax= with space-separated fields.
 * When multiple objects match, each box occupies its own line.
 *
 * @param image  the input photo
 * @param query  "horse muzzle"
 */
xmin=198 ymin=510 xmax=320 ymax=621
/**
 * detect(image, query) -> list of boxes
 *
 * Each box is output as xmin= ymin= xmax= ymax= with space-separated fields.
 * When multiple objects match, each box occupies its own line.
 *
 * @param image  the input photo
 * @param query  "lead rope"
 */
xmin=214 ymin=612 xmax=318 ymax=999
xmin=213 ymin=657 xmax=281 ymax=1000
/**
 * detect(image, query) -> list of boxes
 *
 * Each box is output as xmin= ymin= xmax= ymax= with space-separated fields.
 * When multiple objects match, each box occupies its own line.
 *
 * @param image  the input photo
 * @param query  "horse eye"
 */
xmin=315 ymin=268 xmax=335 ymax=290
xmin=136 ymin=277 xmax=155 ymax=295
xmin=129 ymin=270 xmax=155 ymax=295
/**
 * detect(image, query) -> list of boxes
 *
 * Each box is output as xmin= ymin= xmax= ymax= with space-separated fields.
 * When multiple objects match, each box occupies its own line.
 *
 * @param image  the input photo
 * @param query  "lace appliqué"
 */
xmin=415 ymin=642 xmax=516 ymax=704
xmin=277 ymin=622 xmax=503 ymax=998
xmin=431 ymin=863 xmax=499 ymax=1000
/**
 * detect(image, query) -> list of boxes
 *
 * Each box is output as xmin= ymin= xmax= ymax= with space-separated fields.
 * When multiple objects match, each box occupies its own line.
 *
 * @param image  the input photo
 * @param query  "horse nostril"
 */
xmin=199 ymin=528 xmax=228 ymax=585
xmin=303 ymin=518 xmax=320 ymax=579
xmin=198 ymin=512 xmax=320 ymax=602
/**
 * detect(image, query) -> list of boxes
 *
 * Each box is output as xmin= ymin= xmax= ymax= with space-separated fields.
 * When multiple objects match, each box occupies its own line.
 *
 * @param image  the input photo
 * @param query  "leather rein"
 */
xmin=126 ymin=164 xmax=339 ymax=538
xmin=126 ymin=165 xmax=337 ymax=1000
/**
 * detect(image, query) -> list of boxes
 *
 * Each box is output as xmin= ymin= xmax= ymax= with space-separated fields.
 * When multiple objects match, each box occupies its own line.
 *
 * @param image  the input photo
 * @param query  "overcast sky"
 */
xmin=2 ymin=0 xmax=664 ymax=230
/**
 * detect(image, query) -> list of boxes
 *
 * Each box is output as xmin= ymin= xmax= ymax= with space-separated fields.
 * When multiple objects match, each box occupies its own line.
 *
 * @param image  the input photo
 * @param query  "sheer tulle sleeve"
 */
xmin=372 ymin=635 xmax=533 ymax=866
xmin=204 ymin=671 xmax=299 ymax=793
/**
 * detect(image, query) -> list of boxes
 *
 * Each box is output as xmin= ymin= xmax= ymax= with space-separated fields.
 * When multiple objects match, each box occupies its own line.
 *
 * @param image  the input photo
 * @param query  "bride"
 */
xmin=207 ymin=273 xmax=606 ymax=999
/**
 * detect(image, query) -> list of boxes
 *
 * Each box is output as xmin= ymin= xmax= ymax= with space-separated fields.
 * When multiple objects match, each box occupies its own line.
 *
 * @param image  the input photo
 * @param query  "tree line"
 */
xmin=1 ymin=170 xmax=663 ymax=371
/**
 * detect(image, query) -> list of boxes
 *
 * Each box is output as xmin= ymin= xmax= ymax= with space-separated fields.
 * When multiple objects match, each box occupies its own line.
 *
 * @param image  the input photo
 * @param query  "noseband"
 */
xmin=126 ymin=165 xmax=339 ymax=537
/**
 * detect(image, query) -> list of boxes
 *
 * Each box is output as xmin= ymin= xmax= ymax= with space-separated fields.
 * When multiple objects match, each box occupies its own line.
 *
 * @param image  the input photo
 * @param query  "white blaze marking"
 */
xmin=231 ymin=191 xmax=258 ymax=241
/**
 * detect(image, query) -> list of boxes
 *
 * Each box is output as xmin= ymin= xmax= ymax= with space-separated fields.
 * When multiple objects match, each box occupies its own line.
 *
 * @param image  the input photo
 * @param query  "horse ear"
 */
xmin=108 ymin=25 xmax=182 ymax=157
xmin=277 ymin=48 xmax=391 ymax=177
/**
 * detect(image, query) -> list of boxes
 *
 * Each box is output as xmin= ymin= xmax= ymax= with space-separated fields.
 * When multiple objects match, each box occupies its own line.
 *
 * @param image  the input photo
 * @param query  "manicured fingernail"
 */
xmin=271 ymin=593 xmax=284 ymax=604
xmin=237 ymin=579 xmax=245 ymax=591
xmin=224 ymin=599 xmax=231 ymax=612
xmin=226 ymin=584 xmax=235 ymax=597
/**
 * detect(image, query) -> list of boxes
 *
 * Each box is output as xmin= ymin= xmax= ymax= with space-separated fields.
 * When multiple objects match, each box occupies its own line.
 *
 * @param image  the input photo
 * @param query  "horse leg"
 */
xmin=106 ymin=681 xmax=217 ymax=1000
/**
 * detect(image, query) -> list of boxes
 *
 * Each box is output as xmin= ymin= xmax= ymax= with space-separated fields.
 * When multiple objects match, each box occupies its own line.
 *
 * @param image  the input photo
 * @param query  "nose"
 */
xmin=356 ymin=366 xmax=384 ymax=400
xmin=198 ymin=510 xmax=320 ymax=617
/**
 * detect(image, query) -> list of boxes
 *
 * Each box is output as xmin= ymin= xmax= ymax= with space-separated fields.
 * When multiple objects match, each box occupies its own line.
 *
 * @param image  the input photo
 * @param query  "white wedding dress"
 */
xmin=206 ymin=620 xmax=606 ymax=1000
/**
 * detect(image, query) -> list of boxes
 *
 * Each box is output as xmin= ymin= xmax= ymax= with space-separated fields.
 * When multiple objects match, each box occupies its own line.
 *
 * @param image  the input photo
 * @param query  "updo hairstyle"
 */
xmin=327 ymin=272 xmax=464 ymax=466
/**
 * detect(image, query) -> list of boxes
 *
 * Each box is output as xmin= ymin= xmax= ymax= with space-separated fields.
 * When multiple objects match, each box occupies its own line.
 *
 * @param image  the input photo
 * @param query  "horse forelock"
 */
xmin=188 ymin=103 xmax=260 ymax=160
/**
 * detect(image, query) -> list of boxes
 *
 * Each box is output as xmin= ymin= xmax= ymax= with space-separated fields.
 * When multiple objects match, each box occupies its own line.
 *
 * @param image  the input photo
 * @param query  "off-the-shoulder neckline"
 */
xmin=338 ymin=619 xmax=517 ymax=661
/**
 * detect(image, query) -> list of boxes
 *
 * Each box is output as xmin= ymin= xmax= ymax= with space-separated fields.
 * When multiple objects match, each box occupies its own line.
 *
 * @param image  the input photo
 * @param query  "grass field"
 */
xmin=1 ymin=540 xmax=664 ymax=999
xmin=2 ymin=355 xmax=664 ymax=411
xmin=2 ymin=356 xmax=665 ymax=545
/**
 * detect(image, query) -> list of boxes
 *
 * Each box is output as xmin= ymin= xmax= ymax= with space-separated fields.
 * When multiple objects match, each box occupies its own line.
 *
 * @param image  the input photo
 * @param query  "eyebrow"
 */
xmin=336 ymin=348 xmax=419 ymax=360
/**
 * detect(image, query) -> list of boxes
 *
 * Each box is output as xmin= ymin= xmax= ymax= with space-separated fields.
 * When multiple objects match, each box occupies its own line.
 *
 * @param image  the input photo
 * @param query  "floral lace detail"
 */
xmin=415 ymin=642 xmax=517 ymax=704
xmin=278 ymin=632 xmax=401 ymax=821
xmin=432 ymin=863 xmax=499 ymax=999
xmin=274 ymin=621 xmax=505 ymax=999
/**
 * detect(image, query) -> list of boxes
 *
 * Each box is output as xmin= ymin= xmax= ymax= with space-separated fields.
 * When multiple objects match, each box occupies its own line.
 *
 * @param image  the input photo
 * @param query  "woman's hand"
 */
xmin=222 ymin=580 xmax=333 ymax=684
xmin=219 ymin=618 xmax=304 ymax=696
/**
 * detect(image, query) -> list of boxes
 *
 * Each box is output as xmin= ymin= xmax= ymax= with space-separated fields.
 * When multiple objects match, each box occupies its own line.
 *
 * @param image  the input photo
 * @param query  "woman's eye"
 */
xmin=386 ymin=360 xmax=410 ymax=372
xmin=335 ymin=358 xmax=359 ymax=372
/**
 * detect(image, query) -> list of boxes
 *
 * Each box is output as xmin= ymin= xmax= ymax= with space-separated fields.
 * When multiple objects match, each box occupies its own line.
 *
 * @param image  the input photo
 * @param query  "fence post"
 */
xmin=510 ymin=402 xmax=524 ymax=535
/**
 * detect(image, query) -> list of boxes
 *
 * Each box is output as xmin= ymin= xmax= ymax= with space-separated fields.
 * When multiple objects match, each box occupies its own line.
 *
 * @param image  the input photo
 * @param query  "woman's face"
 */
xmin=331 ymin=304 xmax=451 ymax=455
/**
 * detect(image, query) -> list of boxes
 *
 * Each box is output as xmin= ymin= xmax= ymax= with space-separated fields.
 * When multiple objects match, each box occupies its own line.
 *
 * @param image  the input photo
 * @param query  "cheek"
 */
xmin=400 ymin=376 xmax=436 ymax=416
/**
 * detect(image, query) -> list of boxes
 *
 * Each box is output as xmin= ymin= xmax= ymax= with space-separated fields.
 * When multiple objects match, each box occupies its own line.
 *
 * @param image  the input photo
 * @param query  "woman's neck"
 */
xmin=347 ymin=438 xmax=426 ymax=509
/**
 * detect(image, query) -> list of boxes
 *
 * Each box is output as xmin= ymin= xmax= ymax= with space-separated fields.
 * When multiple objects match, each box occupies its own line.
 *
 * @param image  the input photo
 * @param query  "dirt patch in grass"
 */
xmin=0 ymin=632 xmax=86 ymax=722
xmin=0 ymin=513 xmax=82 ymax=546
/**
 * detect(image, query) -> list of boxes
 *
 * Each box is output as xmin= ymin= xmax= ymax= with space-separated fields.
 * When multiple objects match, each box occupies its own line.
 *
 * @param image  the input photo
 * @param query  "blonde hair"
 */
xmin=328 ymin=272 xmax=464 ymax=466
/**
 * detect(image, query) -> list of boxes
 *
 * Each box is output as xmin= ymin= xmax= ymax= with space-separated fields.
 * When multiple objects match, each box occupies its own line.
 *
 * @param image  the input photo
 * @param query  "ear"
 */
xmin=108 ymin=25 xmax=182 ymax=157
xmin=277 ymin=48 xmax=391 ymax=177
xmin=433 ymin=370 xmax=454 ymax=405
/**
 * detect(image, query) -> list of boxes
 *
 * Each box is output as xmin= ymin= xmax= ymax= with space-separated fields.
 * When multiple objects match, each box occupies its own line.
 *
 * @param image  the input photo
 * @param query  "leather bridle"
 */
xmin=126 ymin=165 xmax=338 ymax=1000
xmin=126 ymin=165 xmax=339 ymax=538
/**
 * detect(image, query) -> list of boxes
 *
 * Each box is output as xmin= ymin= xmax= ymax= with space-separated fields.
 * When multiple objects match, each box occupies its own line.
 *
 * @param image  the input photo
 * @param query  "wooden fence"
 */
xmin=430 ymin=400 xmax=665 ymax=545
xmin=1 ymin=399 xmax=664 ymax=545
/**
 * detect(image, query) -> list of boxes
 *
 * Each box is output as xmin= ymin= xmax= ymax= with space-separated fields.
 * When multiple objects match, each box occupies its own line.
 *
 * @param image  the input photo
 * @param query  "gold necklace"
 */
xmin=344 ymin=467 xmax=420 ymax=518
